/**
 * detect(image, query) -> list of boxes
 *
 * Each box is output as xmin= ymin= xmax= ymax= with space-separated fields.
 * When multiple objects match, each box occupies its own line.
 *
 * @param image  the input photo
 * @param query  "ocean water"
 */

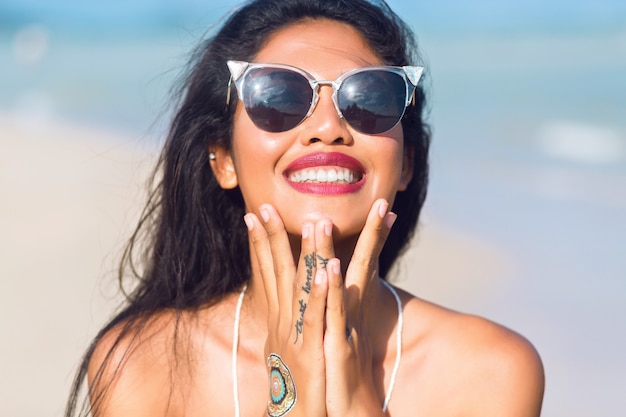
xmin=1 ymin=1 xmax=625 ymax=416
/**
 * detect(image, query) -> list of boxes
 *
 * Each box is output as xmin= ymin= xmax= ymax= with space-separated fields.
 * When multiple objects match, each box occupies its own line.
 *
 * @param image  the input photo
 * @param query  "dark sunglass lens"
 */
xmin=338 ymin=71 xmax=406 ymax=134
xmin=242 ymin=68 xmax=312 ymax=132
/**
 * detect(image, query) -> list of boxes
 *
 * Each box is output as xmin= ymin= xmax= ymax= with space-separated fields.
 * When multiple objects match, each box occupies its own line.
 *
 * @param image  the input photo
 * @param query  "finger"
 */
xmin=244 ymin=212 xmax=279 ymax=316
xmin=314 ymin=219 xmax=336 ymax=272
xmin=292 ymin=218 xmax=334 ymax=345
xmin=345 ymin=198 xmax=397 ymax=312
xmin=325 ymin=258 xmax=348 ymax=343
xmin=292 ymin=221 xmax=316 ymax=344
xmin=257 ymin=204 xmax=297 ymax=315
xmin=302 ymin=265 xmax=328 ymax=347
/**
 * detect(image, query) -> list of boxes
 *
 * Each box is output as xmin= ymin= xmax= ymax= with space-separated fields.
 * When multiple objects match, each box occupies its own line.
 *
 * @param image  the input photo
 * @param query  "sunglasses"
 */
xmin=226 ymin=60 xmax=423 ymax=135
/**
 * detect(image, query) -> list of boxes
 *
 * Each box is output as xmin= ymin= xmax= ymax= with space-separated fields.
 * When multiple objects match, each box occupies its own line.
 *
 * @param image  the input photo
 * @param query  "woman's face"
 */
xmin=224 ymin=19 xmax=412 ymax=240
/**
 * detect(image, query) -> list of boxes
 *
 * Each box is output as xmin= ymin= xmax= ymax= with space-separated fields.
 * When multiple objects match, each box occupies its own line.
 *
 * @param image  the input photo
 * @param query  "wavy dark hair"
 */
xmin=65 ymin=0 xmax=430 ymax=415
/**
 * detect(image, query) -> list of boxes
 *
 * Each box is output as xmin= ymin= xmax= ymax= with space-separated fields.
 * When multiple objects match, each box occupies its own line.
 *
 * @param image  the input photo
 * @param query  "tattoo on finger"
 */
xmin=294 ymin=299 xmax=307 ymax=344
xmin=294 ymin=253 xmax=329 ymax=343
xmin=302 ymin=253 xmax=315 ymax=294
xmin=317 ymin=254 xmax=329 ymax=270
xmin=295 ymin=253 xmax=316 ymax=343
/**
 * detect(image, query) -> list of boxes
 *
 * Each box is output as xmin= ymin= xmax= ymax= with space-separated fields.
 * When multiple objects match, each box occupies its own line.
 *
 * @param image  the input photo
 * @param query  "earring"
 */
xmin=209 ymin=152 xmax=216 ymax=161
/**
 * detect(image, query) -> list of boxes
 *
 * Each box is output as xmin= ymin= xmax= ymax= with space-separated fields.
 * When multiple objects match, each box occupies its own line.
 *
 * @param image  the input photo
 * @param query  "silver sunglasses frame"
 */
xmin=226 ymin=60 xmax=424 ymax=133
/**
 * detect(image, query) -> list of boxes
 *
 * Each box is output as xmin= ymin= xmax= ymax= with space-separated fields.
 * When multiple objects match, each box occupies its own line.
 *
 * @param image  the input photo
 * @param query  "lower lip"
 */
xmin=285 ymin=178 xmax=365 ymax=195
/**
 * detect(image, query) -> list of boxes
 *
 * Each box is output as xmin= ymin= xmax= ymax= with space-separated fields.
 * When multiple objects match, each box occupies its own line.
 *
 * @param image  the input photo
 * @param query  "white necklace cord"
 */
xmin=380 ymin=280 xmax=403 ymax=413
xmin=231 ymin=281 xmax=403 ymax=416
xmin=233 ymin=284 xmax=247 ymax=417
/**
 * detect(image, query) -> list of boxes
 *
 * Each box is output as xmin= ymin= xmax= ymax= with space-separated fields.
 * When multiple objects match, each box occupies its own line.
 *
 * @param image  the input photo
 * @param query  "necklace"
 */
xmin=232 ymin=280 xmax=403 ymax=416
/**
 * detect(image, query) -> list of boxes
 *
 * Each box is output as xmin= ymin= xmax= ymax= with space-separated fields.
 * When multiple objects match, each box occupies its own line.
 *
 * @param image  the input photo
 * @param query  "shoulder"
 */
xmin=87 ymin=300 xmax=235 ymax=417
xmin=87 ymin=310 xmax=185 ymax=416
xmin=395 ymin=287 xmax=544 ymax=416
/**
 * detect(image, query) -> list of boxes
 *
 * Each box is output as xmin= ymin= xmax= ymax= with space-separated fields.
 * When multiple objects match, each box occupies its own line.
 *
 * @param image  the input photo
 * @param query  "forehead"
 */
xmin=253 ymin=19 xmax=383 ymax=78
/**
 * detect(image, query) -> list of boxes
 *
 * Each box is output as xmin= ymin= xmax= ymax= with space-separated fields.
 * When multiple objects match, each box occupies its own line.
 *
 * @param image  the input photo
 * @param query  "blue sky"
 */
xmin=1 ymin=0 xmax=625 ymax=35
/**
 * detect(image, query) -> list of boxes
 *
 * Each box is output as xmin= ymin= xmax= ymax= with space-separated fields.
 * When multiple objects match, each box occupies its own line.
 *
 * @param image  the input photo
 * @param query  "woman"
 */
xmin=66 ymin=0 xmax=545 ymax=416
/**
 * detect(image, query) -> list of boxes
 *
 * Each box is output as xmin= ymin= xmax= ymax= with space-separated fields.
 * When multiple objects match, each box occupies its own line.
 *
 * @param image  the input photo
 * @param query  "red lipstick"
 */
xmin=284 ymin=152 xmax=366 ymax=195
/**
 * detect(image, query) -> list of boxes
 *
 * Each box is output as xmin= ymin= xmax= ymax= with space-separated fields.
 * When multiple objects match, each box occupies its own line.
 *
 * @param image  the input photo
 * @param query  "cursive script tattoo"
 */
xmin=295 ymin=253 xmax=316 ymax=343
xmin=302 ymin=253 xmax=315 ymax=294
xmin=294 ymin=299 xmax=307 ymax=344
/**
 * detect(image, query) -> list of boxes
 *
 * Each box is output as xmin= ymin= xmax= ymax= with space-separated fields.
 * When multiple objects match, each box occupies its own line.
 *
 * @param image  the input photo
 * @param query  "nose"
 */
xmin=298 ymin=85 xmax=353 ymax=146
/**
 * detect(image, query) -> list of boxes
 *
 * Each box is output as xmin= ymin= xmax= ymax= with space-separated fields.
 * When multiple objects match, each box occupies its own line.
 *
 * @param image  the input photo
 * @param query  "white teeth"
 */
xmin=289 ymin=167 xmax=359 ymax=184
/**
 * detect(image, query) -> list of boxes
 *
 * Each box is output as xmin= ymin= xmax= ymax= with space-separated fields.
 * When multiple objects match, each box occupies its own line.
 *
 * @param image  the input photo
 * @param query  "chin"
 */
xmin=286 ymin=209 xmax=366 ymax=238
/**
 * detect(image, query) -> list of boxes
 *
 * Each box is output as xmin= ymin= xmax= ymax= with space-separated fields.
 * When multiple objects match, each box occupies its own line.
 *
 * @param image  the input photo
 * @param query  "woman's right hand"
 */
xmin=245 ymin=204 xmax=328 ymax=417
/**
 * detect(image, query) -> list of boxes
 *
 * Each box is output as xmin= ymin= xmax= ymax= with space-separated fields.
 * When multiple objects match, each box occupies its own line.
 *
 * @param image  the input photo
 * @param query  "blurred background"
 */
xmin=1 ymin=0 xmax=625 ymax=416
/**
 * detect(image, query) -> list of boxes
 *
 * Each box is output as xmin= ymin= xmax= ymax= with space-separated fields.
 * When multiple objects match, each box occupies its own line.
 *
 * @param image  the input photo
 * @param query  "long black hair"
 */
xmin=66 ymin=0 xmax=430 ymax=415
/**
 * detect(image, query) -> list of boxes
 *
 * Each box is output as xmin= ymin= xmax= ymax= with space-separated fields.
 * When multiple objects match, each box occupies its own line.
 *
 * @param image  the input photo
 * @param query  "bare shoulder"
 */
xmin=88 ymin=300 xmax=234 ymax=417
xmin=393 ymin=286 xmax=545 ymax=417
xmin=87 ymin=310 xmax=187 ymax=416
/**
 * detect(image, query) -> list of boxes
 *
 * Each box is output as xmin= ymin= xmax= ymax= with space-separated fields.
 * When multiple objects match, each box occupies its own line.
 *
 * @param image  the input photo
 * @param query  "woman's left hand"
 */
xmin=317 ymin=198 xmax=397 ymax=417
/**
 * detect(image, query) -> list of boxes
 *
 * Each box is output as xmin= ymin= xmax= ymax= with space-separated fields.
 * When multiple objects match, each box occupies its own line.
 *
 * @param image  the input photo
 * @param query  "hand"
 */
xmin=319 ymin=199 xmax=397 ymax=417
xmin=244 ymin=205 xmax=328 ymax=417
xmin=244 ymin=198 xmax=396 ymax=417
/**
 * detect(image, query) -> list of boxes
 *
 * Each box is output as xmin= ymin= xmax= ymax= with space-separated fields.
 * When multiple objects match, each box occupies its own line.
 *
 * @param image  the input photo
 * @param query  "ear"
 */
xmin=397 ymin=146 xmax=414 ymax=192
xmin=209 ymin=147 xmax=238 ymax=189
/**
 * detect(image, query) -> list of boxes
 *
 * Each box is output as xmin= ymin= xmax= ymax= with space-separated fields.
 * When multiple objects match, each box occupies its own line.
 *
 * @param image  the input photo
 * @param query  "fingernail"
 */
xmin=302 ymin=223 xmax=311 ymax=239
xmin=385 ymin=212 xmax=398 ymax=229
xmin=243 ymin=214 xmax=254 ymax=231
xmin=324 ymin=221 xmax=333 ymax=237
xmin=315 ymin=269 xmax=325 ymax=285
xmin=378 ymin=199 xmax=389 ymax=218
xmin=331 ymin=259 xmax=340 ymax=275
xmin=260 ymin=206 xmax=270 ymax=223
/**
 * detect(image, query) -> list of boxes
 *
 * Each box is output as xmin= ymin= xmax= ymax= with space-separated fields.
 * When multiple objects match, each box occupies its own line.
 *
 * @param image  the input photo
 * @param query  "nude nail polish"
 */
xmin=260 ymin=207 xmax=270 ymax=223
xmin=243 ymin=214 xmax=254 ymax=231
xmin=315 ymin=269 xmax=325 ymax=285
xmin=378 ymin=199 xmax=389 ymax=218
xmin=324 ymin=221 xmax=333 ymax=237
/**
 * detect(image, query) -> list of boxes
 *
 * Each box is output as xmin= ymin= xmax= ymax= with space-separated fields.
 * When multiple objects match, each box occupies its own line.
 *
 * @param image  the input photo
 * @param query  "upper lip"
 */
xmin=284 ymin=152 xmax=366 ymax=178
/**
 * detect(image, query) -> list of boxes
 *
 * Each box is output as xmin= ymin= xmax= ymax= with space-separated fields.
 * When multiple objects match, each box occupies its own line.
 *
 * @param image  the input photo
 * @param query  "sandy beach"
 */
xmin=0 ymin=112 xmax=516 ymax=416
xmin=0 ymin=113 xmax=155 ymax=415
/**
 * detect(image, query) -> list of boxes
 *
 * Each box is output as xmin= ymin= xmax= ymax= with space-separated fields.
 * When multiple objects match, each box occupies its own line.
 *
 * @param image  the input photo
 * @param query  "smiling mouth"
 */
xmin=287 ymin=167 xmax=363 ymax=184
xmin=283 ymin=152 xmax=366 ymax=195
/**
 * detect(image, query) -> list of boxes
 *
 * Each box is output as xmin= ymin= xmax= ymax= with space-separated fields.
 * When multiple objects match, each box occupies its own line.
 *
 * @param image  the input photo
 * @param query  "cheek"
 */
xmin=231 ymin=109 xmax=289 ymax=208
xmin=371 ymin=131 xmax=405 ymax=190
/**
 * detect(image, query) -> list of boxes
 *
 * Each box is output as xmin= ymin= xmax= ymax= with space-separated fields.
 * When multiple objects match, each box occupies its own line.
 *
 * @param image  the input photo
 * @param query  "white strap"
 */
xmin=381 ymin=280 xmax=403 ymax=413
xmin=232 ymin=285 xmax=247 ymax=417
